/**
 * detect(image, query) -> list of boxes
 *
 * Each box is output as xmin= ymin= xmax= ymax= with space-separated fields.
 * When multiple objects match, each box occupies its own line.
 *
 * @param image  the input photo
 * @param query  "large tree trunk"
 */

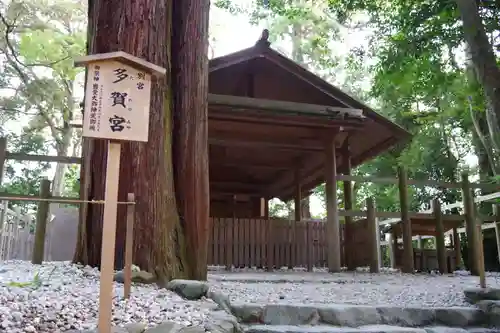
xmin=73 ymin=0 xmax=190 ymax=281
xmin=171 ymin=0 xmax=211 ymax=281
xmin=455 ymin=0 xmax=500 ymax=152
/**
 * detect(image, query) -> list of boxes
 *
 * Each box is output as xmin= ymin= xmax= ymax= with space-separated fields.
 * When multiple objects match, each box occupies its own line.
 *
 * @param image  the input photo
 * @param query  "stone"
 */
xmin=377 ymin=307 xmax=434 ymax=327
xmin=230 ymin=303 xmax=265 ymax=323
xmin=318 ymin=304 xmax=381 ymax=327
xmin=434 ymin=307 xmax=485 ymax=327
xmin=476 ymin=300 xmax=500 ymax=326
xmin=464 ymin=288 xmax=500 ymax=304
xmin=165 ymin=280 xmax=209 ymax=300
xmin=144 ymin=321 xmax=182 ymax=333
xmin=206 ymin=310 xmax=242 ymax=333
xmin=125 ymin=322 xmax=148 ymax=333
xmin=208 ymin=290 xmax=232 ymax=313
xmin=243 ymin=324 xmax=427 ymax=333
xmin=178 ymin=327 xmax=206 ymax=333
xmin=261 ymin=304 xmax=320 ymax=325
xmin=114 ymin=270 xmax=157 ymax=284
xmin=424 ymin=327 xmax=468 ymax=333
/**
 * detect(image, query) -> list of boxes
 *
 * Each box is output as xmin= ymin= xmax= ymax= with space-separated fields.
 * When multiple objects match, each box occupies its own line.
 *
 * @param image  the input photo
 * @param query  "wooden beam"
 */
xmin=209 ymin=111 xmax=363 ymax=129
xmin=210 ymin=160 xmax=290 ymax=170
xmin=335 ymin=174 xmax=498 ymax=191
xmin=210 ymin=181 xmax=264 ymax=194
xmin=325 ymin=135 xmax=341 ymax=272
xmin=6 ymin=152 xmax=82 ymax=164
xmin=208 ymin=93 xmax=365 ymax=120
xmin=209 ymin=138 xmax=322 ymax=152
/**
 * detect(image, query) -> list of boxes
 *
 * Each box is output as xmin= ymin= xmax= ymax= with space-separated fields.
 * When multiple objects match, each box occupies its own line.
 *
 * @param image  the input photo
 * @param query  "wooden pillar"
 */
xmin=432 ymin=199 xmax=446 ymax=274
xmin=226 ymin=195 xmax=236 ymax=270
xmin=264 ymin=197 xmax=269 ymax=220
xmin=453 ymin=227 xmax=461 ymax=269
xmin=493 ymin=205 xmax=500 ymax=266
xmin=32 ymin=178 xmax=51 ymax=264
xmin=291 ymin=167 xmax=301 ymax=269
xmin=294 ymin=168 xmax=301 ymax=222
xmin=341 ymin=144 xmax=354 ymax=271
xmin=367 ymin=197 xmax=379 ymax=273
xmin=476 ymin=222 xmax=486 ymax=288
xmin=389 ymin=228 xmax=397 ymax=268
xmin=0 ymin=137 xmax=6 ymax=186
xmin=398 ymin=166 xmax=414 ymax=273
xmin=265 ymin=197 xmax=273 ymax=271
xmin=325 ymin=136 xmax=341 ymax=272
xmin=461 ymin=172 xmax=478 ymax=275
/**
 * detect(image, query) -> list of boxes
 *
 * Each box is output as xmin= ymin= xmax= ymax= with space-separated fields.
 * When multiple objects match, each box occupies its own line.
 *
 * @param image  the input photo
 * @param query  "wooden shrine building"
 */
xmin=206 ymin=32 xmax=411 ymax=272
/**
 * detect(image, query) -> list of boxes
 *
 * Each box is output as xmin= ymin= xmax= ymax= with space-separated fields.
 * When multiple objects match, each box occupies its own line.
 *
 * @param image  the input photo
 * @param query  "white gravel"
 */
xmin=208 ymin=268 xmax=498 ymax=308
xmin=0 ymin=261 xmax=496 ymax=332
xmin=0 ymin=261 xmax=217 ymax=332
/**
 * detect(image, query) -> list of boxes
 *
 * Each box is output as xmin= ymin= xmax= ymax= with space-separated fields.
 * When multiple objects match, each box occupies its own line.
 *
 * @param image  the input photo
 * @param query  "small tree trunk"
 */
xmin=74 ymin=0 xmax=190 ymax=281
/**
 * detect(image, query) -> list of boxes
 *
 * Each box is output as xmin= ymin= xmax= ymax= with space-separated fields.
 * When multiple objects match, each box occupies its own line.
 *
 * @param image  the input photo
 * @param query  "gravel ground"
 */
xmin=0 ymin=261 xmax=496 ymax=332
xmin=208 ymin=268 xmax=497 ymax=308
xmin=0 ymin=261 xmax=216 ymax=332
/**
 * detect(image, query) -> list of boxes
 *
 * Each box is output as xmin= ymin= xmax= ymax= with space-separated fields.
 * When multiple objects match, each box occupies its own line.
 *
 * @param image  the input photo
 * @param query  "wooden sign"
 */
xmin=75 ymin=51 xmax=166 ymax=142
xmin=74 ymin=51 xmax=165 ymax=333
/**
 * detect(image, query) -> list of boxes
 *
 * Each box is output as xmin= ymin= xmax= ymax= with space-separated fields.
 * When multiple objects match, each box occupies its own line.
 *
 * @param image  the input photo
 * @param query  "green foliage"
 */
xmin=216 ymin=0 xmax=498 ymax=221
xmin=6 ymin=266 xmax=56 ymax=289
xmin=0 ymin=0 xmax=86 ymax=200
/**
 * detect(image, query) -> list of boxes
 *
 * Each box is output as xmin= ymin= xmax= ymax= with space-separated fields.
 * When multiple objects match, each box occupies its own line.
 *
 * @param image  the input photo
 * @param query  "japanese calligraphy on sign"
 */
xmin=76 ymin=52 xmax=165 ymax=142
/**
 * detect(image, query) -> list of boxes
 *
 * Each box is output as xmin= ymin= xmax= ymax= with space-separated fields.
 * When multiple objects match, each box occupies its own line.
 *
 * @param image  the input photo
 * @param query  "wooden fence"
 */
xmin=207 ymin=217 xmax=380 ymax=269
xmin=208 ymin=218 xmax=329 ymax=269
xmin=0 ymin=201 xmax=36 ymax=260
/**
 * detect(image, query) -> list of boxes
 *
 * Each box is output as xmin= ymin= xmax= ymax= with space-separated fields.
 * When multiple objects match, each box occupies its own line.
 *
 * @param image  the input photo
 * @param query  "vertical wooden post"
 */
xmin=264 ymin=198 xmax=269 ymax=220
xmin=476 ymin=222 xmax=486 ymax=288
xmin=389 ymin=228 xmax=397 ymax=268
xmin=0 ymin=137 xmax=6 ymax=186
xmin=376 ymin=218 xmax=382 ymax=268
xmin=267 ymin=218 xmax=274 ymax=271
xmin=367 ymin=197 xmax=379 ymax=273
xmin=98 ymin=142 xmax=122 ymax=333
xmin=124 ymin=193 xmax=135 ymax=299
xmin=398 ymin=166 xmax=414 ymax=273
xmin=32 ymin=178 xmax=51 ymax=265
xmin=292 ymin=167 xmax=300 ymax=268
xmin=306 ymin=221 xmax=313 ymax=272
xmin=325 ymin=136 xmax=341 ymax=272
xmin=0 ymin=201 xmax=6 ymax=237
xmin=226 ymin=195 xmax=235 ymax=270
xmin=432 ymin=199 xmax=446 ymax=274
xmin=453 ymin=227 xmax=461 ymax=269
xmin=461 ymin=172 xmax=478 ymax=275
xmin=260 ymin=198 xmax=265 ymax=217
xmin=494 ymin=205 xmax=500 ymax=266
xmin=341 ymin=144 xmax=354 ymax=271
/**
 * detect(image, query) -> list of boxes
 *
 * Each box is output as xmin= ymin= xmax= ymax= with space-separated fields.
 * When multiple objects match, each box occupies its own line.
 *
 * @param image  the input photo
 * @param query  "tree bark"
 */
xmin=73 ymin=0 xmax=190 ymax=281
xmin=171 ymin=0 xmax=211 ymax=281
xmin=455 ymin=0 xmax=500 ymax=151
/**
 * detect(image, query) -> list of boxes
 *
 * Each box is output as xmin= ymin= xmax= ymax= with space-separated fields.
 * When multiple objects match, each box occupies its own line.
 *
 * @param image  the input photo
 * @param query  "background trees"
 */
xmin=0 ymin=0 xmax=498 ymax=273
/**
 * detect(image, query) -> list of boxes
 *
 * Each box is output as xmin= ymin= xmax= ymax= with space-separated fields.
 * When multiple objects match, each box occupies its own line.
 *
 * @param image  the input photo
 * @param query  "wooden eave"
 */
xmin=208 ymin=44 xmax=412 ymax=200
